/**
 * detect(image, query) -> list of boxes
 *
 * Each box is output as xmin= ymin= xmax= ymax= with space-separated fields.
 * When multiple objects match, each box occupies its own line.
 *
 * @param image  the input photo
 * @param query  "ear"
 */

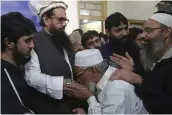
xmin=43 ymin=15 xmax=49 ymax=26
xmin=4 ymin=38 xmax=14 ymax=49
xmin=163 ymin=28 xmax=171 ymax=39
xmin=105 ymin=29 xmax=110 ymax=36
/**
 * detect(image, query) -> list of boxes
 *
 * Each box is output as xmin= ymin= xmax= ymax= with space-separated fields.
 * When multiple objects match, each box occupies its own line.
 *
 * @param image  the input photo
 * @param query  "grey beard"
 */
xmin=87 ymin=82 xmax=97 ymax=94
xmin=140 ymin=48 xmax=157 ymax=72
xmin=140 ymin=34 xmax=165 ymax=72
xmin=140 ymin=43 xmax=164 ymax=72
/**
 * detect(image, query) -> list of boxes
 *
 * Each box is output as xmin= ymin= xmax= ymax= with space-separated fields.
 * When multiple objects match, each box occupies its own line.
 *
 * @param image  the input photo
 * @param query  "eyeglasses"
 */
xmin=75 ymin=59 xmax=111 ymax=77
xmin=143 ymin=27 xmax=163 ymax=33
xmin=51 ymin=16 xmax=69 ymax=24
xmin=136 ymin=37 xmax=145 ymax=41
xmin=76 ymin=68 xmax=90 ymax=77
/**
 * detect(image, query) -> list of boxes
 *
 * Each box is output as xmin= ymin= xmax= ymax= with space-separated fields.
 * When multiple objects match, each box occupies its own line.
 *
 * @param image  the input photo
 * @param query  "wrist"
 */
xmin=85 ymin=92 xmax=94 ymax=100
xmin=133 ymin=73 xmax=143 ymax=85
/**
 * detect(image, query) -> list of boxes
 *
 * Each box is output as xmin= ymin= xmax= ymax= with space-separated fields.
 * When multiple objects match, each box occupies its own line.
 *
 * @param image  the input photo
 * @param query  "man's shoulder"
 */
xmin=100 ymin=43 xmax=112 ymax=59
xmin=106 ymin=80 xmax=135 ymax=91
xmin=101 ymin=43 xmax=110 ymax=50
xmin=33 ymin=30 xmax=45 ymax=38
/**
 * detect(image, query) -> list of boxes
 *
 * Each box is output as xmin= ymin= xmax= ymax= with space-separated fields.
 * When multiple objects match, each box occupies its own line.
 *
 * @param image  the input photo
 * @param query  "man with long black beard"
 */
xmin=110 ymin=11 xmax=172 ymax=113
xmin=26 ymin=1 xmax=86 ymax=114
xmin=100 ymin=12 xmax=143 ymax=75
xmin=1 ymin=12 xmax=36 ymax=114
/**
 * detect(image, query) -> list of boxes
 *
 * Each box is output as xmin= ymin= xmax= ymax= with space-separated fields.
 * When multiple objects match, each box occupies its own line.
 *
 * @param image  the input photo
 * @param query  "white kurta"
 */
xmin=25 ymin=50 xmax=64 ymax=99
xmin=87 ymin=66 xmax=148 ymax=114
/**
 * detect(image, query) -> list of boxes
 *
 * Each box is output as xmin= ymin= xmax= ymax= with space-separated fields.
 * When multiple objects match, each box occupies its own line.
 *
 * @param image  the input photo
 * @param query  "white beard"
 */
xmin=87 ymin=81 xmax=97 ymax=94
xmin=140 ymin=34 xmax=165 ymax=72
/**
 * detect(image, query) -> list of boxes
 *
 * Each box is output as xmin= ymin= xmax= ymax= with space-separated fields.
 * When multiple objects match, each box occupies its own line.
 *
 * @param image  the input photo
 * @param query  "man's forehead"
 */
xmin=53 ymin=7 xmax=66 ymax=17
xmin=75 ymin=66 xmax=83 ymax=72
xmin=88 ymin=36 xmax=99 ymax=42
xmin=143 ymin=19 xmax=161 ymax=28
xmin=112 ymin=23 xmax=127 ymax=29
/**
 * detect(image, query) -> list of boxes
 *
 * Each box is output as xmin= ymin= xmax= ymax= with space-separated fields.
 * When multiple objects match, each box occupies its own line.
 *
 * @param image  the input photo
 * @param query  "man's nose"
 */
xmin=62 ymin=21 xmax=67 ymax=27
xmin=28 ymin=41 xmax=34 ymax=49
xmin=142 ymin=32 xmax=149 ymax=41
xmin=121 ymin=29 xmax=128 ymax=36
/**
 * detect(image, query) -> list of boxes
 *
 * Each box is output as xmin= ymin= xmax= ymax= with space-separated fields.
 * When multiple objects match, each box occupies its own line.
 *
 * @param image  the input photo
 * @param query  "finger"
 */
xmin=64 ymin=91 xmax=73 ymax=97
xmin=64 ymin=89 xmax=77 ymax=97
xmin=110 ymin=56 xmax=123 ymax=67
xmin=112 ymin=53 xmax=124 ymax=59
xmin=113 ymin=53 xmax=128 ymax=63
xmin=110 ymin=56 xmax=121 ymax=63
xmin=125 ymin=52 xmax=132 ymax=60
xmin=64 ymin=87 xmax=77 ymax=93
xmin=65 ymin=83 xmax=78 ymax=89
xmin=72 ymin=108 xmax=78 ymax=113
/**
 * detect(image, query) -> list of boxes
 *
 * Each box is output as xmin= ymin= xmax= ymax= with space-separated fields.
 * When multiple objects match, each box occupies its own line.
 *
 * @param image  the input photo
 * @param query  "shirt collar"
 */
xmin=44 ymin=28 xmax=53 ymax=36
xmin=96 ymin=66 xmax=117 ymax=91
xmin=159 ymin=46 xmax=172 ymax=62
xmin=152 ymin=46 xmax=172 ymax=70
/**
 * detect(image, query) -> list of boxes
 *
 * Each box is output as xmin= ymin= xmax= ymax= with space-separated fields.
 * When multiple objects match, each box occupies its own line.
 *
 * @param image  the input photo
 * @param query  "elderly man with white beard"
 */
xmin=64 ymin=49 xmax=148 ymax=114
xmin=109 ymin=11 xmax=172 ymax=114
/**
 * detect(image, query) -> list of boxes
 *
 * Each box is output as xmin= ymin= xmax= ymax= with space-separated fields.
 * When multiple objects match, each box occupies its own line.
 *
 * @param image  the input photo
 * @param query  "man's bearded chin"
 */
xmin=49 ymin=27 xmax=68 ymax=46
xmin=13 ymin=46 xmax=31 ymax=66
xmin=110 ymin=34 xmax=128 ymax=45
xmin=49 ymin=27 xmax=74 ymax=54
xmin=140 ymin=34 xmax=165 ymax=72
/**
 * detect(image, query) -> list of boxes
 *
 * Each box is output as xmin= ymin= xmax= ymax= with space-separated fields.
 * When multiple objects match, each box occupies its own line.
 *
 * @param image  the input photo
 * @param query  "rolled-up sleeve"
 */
xmin=25 ymin=50 xmax=64 ymax=100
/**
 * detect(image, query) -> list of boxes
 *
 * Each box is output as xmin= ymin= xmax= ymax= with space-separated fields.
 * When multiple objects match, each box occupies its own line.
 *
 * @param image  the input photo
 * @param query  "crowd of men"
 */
xmin=1 ymin=1 xmax=172 ymax=114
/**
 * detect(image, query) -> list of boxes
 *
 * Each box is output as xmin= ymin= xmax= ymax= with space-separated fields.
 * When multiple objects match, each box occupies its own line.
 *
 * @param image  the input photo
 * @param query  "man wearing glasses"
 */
xmin=26 ymin=1 xmax=86 ymax=113
xmin=110 ymin=11 xmax=172 ymax=113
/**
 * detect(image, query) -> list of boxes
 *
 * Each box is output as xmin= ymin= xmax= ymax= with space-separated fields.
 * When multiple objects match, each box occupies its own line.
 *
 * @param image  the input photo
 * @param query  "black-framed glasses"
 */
xmin=76 ymin=68 xmax=90 ymax=77
xmin=51 ymin=16 xmax=69 ymax=24
xmin=143 ymin=27 xmax=163 ymax=33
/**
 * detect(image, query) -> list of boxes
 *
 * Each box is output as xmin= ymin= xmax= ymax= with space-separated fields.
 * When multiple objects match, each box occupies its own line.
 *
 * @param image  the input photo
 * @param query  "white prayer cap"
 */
xmin=75 ymin=49 xmax=103 ymax=67
xmin=28 ymin=1 xmax=68 ymax=17
xmin=150 ymin=12 xmax=172 ymax=28
xmin=69 ymin=31 xmax=82 ymax=45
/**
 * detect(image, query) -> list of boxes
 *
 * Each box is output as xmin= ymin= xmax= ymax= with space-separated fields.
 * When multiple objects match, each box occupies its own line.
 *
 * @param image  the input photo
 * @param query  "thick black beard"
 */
xmin=110 ymin=35 xmax=128 ymax=47
xmin=109 ymin=35 xmax=129 ymax=56
xmin=49 ymin=29 xmax=74 ymax=55
xmin=13 ymin=46 xmax=31 ymax=66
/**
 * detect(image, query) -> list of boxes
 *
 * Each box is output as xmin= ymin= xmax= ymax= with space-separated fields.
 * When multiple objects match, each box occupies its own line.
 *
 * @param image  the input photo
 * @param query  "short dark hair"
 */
xmin=1 ymin=12 xmax=36 ymax=52
xmin=73 ymin=29 xmax=83 ymax=36
xmin=99 ymin=32 xmax=109 ymax=42
xmin=7 ymin=12 xmax=37 ymax=32
xmin=129 ymin=27 xmax=143 ymax=40
xmin=105 ymin=12 xmax=128 ymax=31
xmin=81 ymin=30 xmax=99 ymax=48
